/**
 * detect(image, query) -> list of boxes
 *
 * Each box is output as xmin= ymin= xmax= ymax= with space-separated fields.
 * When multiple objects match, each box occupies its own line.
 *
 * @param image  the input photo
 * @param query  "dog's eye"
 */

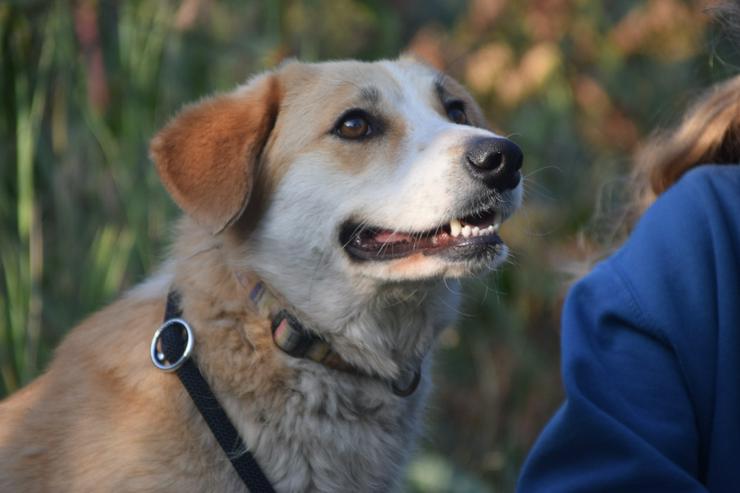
xmin=446 ymin=101 xmax=468 ymax=125
xmin=336 ymin=111 xmax=372 ymax=140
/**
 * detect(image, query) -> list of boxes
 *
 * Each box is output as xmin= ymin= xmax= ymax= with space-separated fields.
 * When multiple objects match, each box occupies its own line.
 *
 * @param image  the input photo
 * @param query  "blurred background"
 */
xmin=1 ymin=0 xmax=738 ymax=491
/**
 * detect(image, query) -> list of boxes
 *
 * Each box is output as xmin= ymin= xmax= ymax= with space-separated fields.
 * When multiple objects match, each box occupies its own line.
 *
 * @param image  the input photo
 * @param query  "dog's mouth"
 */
xmin=340 ymin=204 xmax=505 ymax=261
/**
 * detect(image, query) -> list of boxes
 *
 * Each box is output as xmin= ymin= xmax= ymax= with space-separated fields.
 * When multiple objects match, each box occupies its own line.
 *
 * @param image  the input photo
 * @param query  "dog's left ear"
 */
xmin=150 ymin=73 xmax=281 ymax=234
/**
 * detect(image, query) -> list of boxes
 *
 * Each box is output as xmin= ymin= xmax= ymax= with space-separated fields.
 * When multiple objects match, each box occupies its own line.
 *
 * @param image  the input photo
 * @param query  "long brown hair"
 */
xmin=624 ymin=1 xmax=740 ymax=226
xmin=628 ymin=74 xmax=740 ymax=223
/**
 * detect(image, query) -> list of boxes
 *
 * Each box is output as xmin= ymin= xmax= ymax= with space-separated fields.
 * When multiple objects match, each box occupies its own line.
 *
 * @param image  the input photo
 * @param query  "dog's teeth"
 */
xmin=472 ymin=226 xmax=480 ymax=236
xmin=450 ymin=219 xmax=462 ymax=237
xmin=461 ymin=225 xmax=472 ymax=238
xmin=449 ymin=221 xmax=461 ymax=237
xmin=492 ymin=222 xmax=501 ymax=232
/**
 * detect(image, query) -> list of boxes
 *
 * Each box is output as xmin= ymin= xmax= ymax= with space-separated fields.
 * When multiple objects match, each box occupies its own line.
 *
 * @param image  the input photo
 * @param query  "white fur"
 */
xmin=126 ymin=261 xmax=174 ymax=300
xmin=0 ymin=59 xmax=523 ymax=493
xmin=218 ymin=60 xmax=523 ymax=491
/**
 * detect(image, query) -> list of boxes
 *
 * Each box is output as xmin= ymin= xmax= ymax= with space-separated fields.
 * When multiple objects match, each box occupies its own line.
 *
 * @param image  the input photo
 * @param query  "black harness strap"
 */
xmin=157 ymin=291 xmax=275 ymax=493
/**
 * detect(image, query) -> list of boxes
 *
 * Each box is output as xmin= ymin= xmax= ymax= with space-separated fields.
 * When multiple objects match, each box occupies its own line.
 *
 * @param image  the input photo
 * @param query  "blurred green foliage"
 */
xmin=1 ymin=1 xmax=738 ymax=491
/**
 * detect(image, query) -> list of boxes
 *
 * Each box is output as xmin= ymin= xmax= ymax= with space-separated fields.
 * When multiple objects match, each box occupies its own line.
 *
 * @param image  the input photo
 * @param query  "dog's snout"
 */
xmin=464 ymin=137 xmax=523 ymax=191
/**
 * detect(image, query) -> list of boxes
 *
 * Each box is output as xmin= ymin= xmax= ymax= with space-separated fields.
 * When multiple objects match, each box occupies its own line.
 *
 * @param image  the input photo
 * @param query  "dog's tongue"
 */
xmin=374 ymin=231 xmax=413 ymax=243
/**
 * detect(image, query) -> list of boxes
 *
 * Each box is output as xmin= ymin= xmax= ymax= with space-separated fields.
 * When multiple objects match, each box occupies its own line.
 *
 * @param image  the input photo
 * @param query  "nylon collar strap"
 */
xmin=154 ymin=291 xmax=276 ymax=493
xmin=239 ymin=273 xmax=421 ymax=398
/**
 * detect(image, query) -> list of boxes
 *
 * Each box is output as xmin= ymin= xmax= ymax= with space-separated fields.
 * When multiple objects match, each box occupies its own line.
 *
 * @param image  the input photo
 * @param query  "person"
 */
xmin=517 ymin=26 xmax=740 ymax=493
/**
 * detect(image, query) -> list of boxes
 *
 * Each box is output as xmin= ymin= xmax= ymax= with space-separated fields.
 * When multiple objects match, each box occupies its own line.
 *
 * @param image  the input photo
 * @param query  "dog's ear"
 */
xmin=150 ymin=73 xmax=281 ymax=234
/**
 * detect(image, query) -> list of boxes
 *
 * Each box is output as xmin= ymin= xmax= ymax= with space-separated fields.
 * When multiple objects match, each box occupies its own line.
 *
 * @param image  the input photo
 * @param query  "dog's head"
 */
xmin=151 ymin=59 xmax=522 ymax=294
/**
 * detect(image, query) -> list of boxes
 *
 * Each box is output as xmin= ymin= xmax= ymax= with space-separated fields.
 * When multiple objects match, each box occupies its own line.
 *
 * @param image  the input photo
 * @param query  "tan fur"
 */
xmin=0 ymin=59 xmax=521 ymax=492
xmin=0 ymin=224 xmax=290 ymax=492
xmin=151 ymin=74 xmax=281 ymax=234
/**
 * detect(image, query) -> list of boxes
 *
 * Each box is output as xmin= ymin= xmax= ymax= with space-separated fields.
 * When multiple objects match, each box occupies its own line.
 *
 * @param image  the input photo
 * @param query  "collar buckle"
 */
xmin=271 ymin=309 xmax=322 ymax=359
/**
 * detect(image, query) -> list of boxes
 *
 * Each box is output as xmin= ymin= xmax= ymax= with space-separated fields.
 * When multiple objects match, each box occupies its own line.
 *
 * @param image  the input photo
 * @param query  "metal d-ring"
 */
xmin=150 ymin=318 xmax=195 ymax=372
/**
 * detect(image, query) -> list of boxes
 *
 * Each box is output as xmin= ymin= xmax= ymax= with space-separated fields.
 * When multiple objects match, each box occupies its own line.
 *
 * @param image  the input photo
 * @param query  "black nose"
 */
xmin=464 ymin=137 xmax=523 ymax=191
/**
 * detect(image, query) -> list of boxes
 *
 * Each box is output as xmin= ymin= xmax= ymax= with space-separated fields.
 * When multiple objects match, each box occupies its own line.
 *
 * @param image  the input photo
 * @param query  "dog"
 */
xmin=0 ymin=58 xmax=523 ymax=492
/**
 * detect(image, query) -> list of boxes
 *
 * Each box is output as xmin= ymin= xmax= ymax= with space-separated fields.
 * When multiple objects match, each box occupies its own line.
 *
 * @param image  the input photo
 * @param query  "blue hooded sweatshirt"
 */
xmin=518 ymin=165 xmax=740 ymax=492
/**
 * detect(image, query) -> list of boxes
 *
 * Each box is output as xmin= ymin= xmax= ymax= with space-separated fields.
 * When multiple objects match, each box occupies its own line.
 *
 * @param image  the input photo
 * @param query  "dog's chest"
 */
xmin=223 ymin=372 xmax=428 ymax=492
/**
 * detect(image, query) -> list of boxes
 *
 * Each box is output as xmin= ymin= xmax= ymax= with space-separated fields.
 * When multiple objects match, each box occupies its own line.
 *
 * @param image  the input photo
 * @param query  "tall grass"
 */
xmin=0 ymin=2 xmax=177 ymax=392
xmin=2 ymin=4 xmax=53 ymax=391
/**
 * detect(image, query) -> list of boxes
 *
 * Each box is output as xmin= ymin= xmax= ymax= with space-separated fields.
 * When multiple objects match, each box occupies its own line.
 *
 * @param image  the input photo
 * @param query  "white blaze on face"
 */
xmin=243 ymin=59 xmax=522 ymax=319
xmin=346 ymin=61 xmax=501 ymax=233
xmin=328 ymin=63 xmax=519 ymax=285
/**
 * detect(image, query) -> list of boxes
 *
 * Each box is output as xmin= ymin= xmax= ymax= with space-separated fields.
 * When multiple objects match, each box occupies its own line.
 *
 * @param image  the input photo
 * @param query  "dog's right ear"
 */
xmin=150 ymin=73 xmax=281 ymax=234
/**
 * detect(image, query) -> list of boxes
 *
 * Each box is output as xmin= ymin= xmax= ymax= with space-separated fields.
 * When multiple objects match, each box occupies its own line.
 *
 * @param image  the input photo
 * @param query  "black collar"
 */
xmin=151 ymin=280 xmax=423 ymax=491
xmin=151 ymin=290 xmax=275 ymax=492
xmin=150 ymin=282 xmax=422 ymax=492
xmin=240 ymin=273 xmax=422 ymax=397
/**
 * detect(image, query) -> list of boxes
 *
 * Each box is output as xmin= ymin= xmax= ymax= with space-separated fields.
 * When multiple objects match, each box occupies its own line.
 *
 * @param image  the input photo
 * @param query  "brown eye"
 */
xmin=336 ymin=113 xmax=372 ymax=139
xmin=446 ymin=102 xmax=468 ymax=125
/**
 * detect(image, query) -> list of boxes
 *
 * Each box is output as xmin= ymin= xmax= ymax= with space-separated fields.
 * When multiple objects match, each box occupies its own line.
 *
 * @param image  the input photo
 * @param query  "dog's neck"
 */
xmin=169 ymin=219 xmax=460 ymax=385
xmin=229 ymin=270 xmax=420 ymax=394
